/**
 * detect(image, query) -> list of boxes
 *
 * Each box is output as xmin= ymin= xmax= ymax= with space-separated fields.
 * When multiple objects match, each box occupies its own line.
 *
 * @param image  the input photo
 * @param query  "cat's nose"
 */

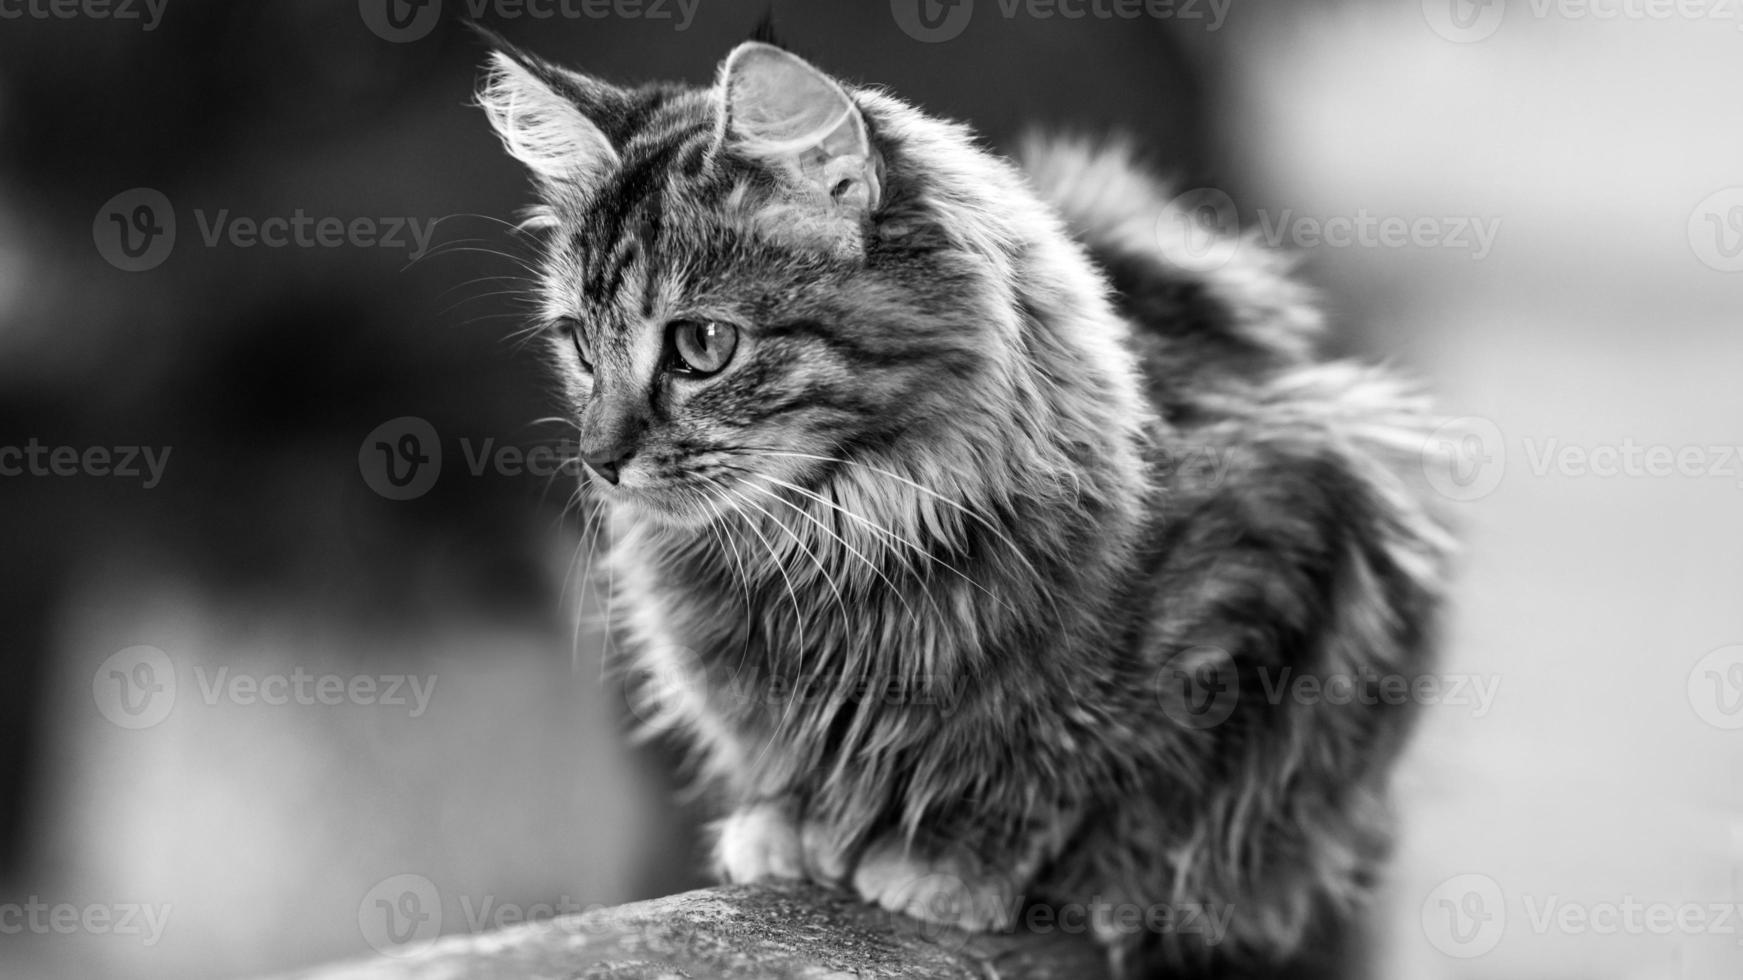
xmin=583 ymin=448 xmax=628 ymax=485
xmin=580 ymin=391 xmax=646 ymax=487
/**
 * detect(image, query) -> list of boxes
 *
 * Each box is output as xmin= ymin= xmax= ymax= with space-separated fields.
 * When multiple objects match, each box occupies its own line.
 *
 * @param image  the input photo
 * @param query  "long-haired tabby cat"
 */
xmin=476 ymin=28 xmax=1450 ymax=980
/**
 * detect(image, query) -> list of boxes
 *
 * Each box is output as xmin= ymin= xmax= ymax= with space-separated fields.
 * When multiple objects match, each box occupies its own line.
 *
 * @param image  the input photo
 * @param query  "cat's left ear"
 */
xmin=718 ymin=42 xmax=883 ymax=221
xmin=477 ymin=47 xmax=624 ymax=199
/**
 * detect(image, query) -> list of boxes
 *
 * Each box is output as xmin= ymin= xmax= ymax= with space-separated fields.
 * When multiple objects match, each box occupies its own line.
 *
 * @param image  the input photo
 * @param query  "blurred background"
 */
xmin=0 ymin=1 xmax=1739 ymax=977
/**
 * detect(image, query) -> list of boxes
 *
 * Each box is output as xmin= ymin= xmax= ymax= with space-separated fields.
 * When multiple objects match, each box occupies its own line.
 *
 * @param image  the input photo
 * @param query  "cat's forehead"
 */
xmin=539 ymin=198 xmax=768 ymax=325
xmin=539 ymin=149 xmax=824 ymax=322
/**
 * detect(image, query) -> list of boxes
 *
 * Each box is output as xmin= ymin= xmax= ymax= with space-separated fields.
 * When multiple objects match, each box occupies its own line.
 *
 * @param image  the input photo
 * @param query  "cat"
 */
xmin=476 ymin=29 xmax=1451 ymax=980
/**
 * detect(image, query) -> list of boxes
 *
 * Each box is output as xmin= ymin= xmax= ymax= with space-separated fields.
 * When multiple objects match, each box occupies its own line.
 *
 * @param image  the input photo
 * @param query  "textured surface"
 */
xmin=284 ymin=882 xmax=1109 ymax=980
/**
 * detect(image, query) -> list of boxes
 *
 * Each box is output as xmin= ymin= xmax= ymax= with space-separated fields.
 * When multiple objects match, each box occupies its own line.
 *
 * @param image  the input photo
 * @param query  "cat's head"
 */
xmin=476 ymin=37 xmax=1044 ymax=529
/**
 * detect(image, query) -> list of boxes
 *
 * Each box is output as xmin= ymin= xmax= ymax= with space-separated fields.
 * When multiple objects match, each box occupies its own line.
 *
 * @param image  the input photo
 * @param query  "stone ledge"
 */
xmin=284 ymin=881 xmax=1111 ymax=980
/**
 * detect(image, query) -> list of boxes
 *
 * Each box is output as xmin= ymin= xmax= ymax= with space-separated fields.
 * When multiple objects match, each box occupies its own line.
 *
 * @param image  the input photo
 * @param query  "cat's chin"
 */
xmin=596 ymin=485 xmax=718 ymax=532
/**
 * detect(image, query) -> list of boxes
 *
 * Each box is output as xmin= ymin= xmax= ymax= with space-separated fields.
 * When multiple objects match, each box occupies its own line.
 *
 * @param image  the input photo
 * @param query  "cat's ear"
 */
xmin=718 ymin=42 xmax=883 ymax=220
xmin=477 ymin=48 xmax=623 ymax=196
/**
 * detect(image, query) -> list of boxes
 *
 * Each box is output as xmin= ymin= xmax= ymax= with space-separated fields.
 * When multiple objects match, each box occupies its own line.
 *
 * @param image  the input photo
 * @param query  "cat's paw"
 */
xmin=799 ymin=819 xmax=853 ymax=883
xmin=712 ymin=803 xmax=804 ymax=883
xmin=851 ymin=839 xmax=1018 ymax=932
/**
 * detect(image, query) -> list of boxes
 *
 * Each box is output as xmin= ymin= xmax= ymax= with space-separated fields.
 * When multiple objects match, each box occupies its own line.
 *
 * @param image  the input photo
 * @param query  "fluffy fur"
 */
xmin=476 ymin=34 xmax=1450 ymax=979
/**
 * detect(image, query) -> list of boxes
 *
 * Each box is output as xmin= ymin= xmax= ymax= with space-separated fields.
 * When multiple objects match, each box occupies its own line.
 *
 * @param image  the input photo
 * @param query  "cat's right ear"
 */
xmin=476 ymin=47 xmax=623 ymax=198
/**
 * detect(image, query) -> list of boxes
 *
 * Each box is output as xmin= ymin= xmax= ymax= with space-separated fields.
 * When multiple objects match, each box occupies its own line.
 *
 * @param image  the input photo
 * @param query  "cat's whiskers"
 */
xmin=748 ymin=448 xmax=1014 ymax=547
xmin=564 ymin=490 xmax=603 ymax=675
xmin=697 ymin=474 xmax=808 ymax=660
xmin=698 ymin=492 xmax=754 ymax=613
xmin=576 ymin=479 xmax=615 ymax=679
xmin=740 ymin=481 xmax=903 ymax=625
xmin=700 ymin=479 xmax=819 ymax=778
xmin=728 ymin=449 xmax=1021 ymax=617
xmin=437 ymin=272 xmax=539 ymax=298
xmin=409 ymin=240 xmax=540 ymax=273
xmin=746 ymin=471 xmax=932 ymax=573
xmin=696 ymin=488 xmax=763 ymax=680
xmin=738 ymin=474 xmax=924 ymax=627
xmin=437 ymin=289 xmax=542 ymax=323
xmin=431 ymin=211 xmax=543 ymax=236
xmin=535 ymin=455 xmax=585 ymax=511
xmin=722 ymin=482 xmax=852 ymax=631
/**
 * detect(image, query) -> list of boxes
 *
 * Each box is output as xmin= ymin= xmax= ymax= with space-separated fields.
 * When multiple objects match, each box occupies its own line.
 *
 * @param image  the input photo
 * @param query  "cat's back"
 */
xmin=1017 ymin=137 xmax=1330 ymax=416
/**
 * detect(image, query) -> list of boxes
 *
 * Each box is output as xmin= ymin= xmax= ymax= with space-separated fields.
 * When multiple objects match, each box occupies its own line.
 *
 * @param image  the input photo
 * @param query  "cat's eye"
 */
xmin=667 ymin=320 xmax=738 ymax=377
xmin=555 ymin=316 xmax=593 ymax=370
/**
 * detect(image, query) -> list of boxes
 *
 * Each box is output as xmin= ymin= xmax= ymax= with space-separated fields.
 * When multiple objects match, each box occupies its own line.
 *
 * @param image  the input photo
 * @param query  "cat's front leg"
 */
xmin=850 ymin=836 xmax=1027 ymax=932
xmin=711 ymin=801 xmax=805 ymax=882
xmin=712 ymin=801 xmax=856 ymax=884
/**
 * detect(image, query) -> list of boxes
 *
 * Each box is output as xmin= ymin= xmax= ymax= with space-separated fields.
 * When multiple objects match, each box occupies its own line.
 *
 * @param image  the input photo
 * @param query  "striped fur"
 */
xmin=478 ymin=39 xmax=1450 ymax=979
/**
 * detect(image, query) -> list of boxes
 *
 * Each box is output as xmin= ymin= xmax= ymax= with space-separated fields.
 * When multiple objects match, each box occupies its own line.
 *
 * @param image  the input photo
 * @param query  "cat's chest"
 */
xmin=612 ymin=533 xmax=978 ymax=717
